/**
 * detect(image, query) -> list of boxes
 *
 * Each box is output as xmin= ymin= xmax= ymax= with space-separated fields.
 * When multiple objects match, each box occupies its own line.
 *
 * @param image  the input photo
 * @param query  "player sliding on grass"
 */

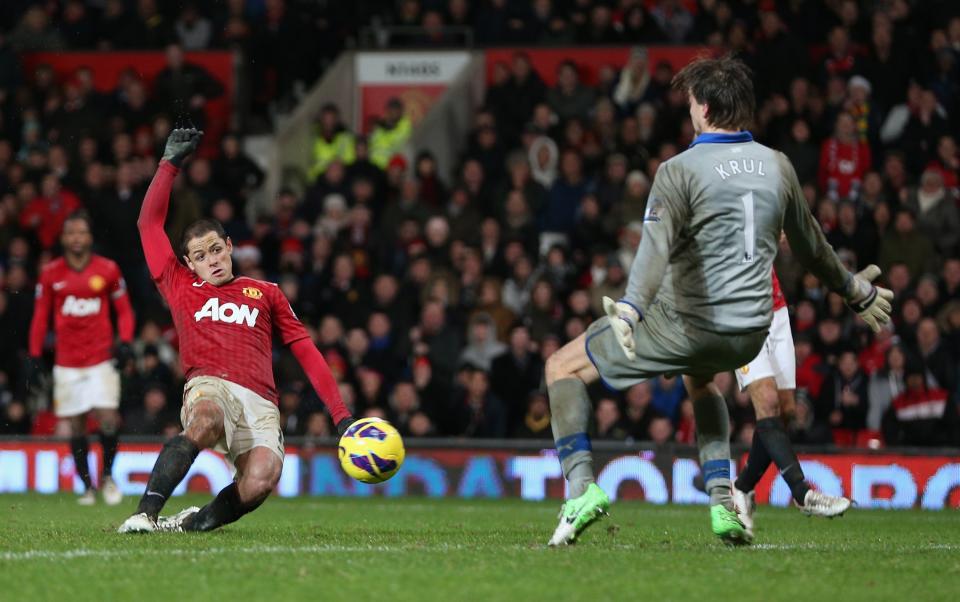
xmin=28 ymin=211 xmax=135 ymax=506
xmin=545 ymin=55 xmax=892 ymax=546
xmin=119 ymin=129 xmax=355 ymax=533
xmin=731 ymin=269 xmax=852 ymax=539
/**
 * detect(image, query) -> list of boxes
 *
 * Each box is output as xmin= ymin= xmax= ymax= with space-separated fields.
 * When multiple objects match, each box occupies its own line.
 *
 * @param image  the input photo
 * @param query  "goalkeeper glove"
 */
xmin=162 ymin=128 xmax=203 ymax=167
xmin=602 ymin=296 xmax=641 ymax=361
xmin=843 ymin=264 xmax=894 ymax=333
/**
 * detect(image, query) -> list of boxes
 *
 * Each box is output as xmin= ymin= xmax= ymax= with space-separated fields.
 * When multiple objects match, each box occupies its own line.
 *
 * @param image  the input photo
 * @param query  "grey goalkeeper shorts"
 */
xmin=584 ymin=299 xmax=768 ymax=391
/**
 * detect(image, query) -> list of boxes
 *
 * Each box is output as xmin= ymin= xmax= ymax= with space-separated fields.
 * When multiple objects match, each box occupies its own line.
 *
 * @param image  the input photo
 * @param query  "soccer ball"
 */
xmin=338 ymin=417 xmax=405 ymax=483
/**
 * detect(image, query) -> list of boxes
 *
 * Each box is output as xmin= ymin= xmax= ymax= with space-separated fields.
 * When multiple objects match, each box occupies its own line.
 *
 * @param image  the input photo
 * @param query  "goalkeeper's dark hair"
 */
xmin=672 ymin=54 xmax=755 ymax=131
xmin=181 ymin=219 xmax=227 ymax=255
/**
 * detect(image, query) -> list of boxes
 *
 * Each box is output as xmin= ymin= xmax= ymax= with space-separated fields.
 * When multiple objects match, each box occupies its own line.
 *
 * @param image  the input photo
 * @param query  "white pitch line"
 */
xmin=2 ymin=542 xmax=959 ymax=561
xmin=0 ymin=544 xmax=464 ymax=561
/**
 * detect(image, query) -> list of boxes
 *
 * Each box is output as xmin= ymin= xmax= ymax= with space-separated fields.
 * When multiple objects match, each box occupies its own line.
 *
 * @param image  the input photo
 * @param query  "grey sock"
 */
xmin=549 ymin=377 xmax=594 ymax=498
xmin=693 ymin=384 xmax=733 ymax=510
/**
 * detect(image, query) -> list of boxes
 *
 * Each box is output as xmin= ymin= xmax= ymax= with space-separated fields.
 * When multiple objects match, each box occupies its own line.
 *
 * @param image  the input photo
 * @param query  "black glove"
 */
xmin=25 ymin=356 xmax=44 ymax=390
xmin=162 ymin=127 xmax=203 ymax=167
xmin=336 ymin=417 xmax=356 ymax=437
xmin=114 ymin=342 xmax=135 ymax=369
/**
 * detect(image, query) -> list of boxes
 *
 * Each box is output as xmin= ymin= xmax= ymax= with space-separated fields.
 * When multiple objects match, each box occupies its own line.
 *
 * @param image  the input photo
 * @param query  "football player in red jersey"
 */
xmin=28 ymin=211 xmax=136 ymax=506
xmin=731 ymin=268 xmax=852 ymax=539
xmin=119 ymin=129 xmax=354 ymax=533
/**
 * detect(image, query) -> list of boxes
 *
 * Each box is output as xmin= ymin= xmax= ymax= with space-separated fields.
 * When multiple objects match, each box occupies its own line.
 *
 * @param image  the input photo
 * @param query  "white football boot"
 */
xmin=157 ymin=507 xmax=201 ymax=532
xmin=101 ymin=477 xmax=123 ymax=506
xmin=800 ymin=490 xmax=852 ymax=518
xmin=77 ymin=489 xmax=96 ymax=506
xmin=732 ymin=486 xmax=756 ymax=540
xmin=117 ymin=513 xmax=158 ymax=533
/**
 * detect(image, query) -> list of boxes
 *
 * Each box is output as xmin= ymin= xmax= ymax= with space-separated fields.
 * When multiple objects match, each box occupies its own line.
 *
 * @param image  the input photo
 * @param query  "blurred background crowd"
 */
xmin=0 ymin=0 xmax=958 ymax=450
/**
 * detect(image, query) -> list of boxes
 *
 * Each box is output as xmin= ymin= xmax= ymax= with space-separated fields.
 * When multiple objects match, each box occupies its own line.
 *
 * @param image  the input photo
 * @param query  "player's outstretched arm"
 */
xmin=290 ymin=338 xmax=355 ymax=434
xmin=138 ymin=128 xmax=202 ymax=279
xmin=778 ymin=154 xmax=893 ymax=332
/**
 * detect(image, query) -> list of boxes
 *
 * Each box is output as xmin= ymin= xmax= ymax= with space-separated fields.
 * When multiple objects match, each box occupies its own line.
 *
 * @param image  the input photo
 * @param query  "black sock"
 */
xmin=734 ymin=426 xmax=772 ymax=494
xmin=70 ymin=435 xmax=93 ymax=490
xmin=183 ymin=483 xmax=265 ymax=532
xmin=754 ymin=416 xmax=810 ymax=505
xmin=136 ymin=435 xmax=200 ymax=520
xmin=100 ymin=432 xmax=119 ymax=480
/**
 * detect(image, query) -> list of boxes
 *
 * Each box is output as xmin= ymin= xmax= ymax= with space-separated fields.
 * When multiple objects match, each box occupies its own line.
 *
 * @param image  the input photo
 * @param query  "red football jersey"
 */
xmin=29 ymin=255 xmax=135 ymax=368
xmin=772 ymin=269 xmax=786 ymax=311
xmin=140 ymin=161 xmax=348 ymax=423
xmin=154 ymin=262 xmax=308 ymax=403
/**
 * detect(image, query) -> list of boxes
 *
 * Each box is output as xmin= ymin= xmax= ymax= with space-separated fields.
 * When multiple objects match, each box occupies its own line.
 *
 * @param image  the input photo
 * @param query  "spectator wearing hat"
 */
xmin=904 ymin=169 xmax=960 ymax=259
xmin=459 ymin=312 xmax=507 ymax=372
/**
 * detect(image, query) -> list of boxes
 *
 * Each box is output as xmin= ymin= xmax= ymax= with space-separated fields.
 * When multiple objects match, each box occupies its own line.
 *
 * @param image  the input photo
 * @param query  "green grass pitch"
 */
xmin=1 ymin=494 xmax=958 ymax=601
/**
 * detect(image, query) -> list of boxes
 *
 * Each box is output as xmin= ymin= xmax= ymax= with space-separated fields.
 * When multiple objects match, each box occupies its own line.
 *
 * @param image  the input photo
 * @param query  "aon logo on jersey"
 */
xmin=194 ymin=297 xmax=259 ymax=327
xmin=62 ymin=295 xmax=102 ymax=317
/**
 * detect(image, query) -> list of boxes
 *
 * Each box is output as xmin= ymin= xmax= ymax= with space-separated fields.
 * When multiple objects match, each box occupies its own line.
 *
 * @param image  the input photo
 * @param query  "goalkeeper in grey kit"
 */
xmin=545 ymin=56 xmax=893 ymax=546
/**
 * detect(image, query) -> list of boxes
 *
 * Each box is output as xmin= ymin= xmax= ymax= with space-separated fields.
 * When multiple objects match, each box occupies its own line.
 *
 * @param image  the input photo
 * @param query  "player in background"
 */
xmin=545 ymin=56 xmax=893 ymax=546
xmin=732 ymin=269 xmax=852 ymax=540
xmin=28 ymin=211 xmax=136 ymax=506
xmin=118 ymin=129 xmax=354 ymax=533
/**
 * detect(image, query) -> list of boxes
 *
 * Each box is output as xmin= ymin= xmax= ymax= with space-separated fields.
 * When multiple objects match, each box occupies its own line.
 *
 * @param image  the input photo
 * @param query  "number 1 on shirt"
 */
xmin=740 ymin=191 xmax=755 ymax=263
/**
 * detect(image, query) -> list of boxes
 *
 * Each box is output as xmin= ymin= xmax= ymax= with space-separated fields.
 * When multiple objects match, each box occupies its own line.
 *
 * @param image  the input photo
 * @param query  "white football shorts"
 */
xmin=53 ymin=360 xmax=121 ymax=418
xmin=181 ymin=376 xmax=284 ymax=462
xmin=735 ymin=307 xmax=796 ymax=391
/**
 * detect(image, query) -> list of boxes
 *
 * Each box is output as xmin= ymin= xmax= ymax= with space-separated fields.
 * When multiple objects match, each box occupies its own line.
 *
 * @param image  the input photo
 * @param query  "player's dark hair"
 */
xmin=63 ymin=209 xmax=93 ymax=232
xmin=672 ymin=54 xmax=755 ymax=131
xmin=181 ymin=219 xmax=227 ymax=256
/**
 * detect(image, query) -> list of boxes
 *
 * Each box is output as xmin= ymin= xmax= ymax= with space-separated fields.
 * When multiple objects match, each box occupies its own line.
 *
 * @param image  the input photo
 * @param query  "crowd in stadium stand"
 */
xmin=0 ymin=1 xmax=958 ymax=449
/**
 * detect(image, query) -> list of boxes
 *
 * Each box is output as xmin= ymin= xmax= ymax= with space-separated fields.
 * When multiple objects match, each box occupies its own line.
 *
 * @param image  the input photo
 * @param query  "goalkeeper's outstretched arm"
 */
xmin=777 ymin=152 xmax=892 ymax=332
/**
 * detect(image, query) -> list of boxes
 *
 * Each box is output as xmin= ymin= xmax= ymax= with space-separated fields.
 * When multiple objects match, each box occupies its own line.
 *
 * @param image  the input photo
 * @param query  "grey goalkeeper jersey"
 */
xmin=623 ymin=131 xmax=850 ymax=334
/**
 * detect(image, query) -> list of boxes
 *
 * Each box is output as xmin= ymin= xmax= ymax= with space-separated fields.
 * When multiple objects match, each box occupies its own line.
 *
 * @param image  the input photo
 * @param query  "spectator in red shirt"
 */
xmin=19 ymin=173 xmax=81 ymax=249
xmin=819 ymin=112 xmax=872 ymax=201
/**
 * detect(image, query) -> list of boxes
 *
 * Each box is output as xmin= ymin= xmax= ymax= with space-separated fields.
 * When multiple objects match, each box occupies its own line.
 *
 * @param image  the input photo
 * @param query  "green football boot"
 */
xmin=547 ymin=483 xmax=610 ymax=546
xmin=711 ymin=504 xmax=752 ymax=546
